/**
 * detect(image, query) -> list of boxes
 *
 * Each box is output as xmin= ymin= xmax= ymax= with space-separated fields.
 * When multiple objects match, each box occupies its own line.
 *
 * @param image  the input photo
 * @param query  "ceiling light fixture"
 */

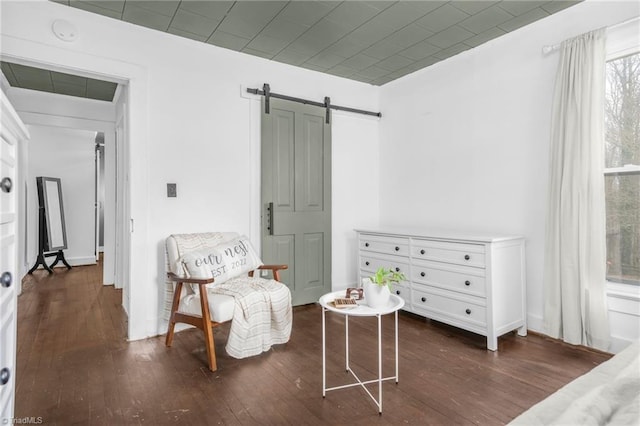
xmin=52 ymin=20 xmax=77 ymax=42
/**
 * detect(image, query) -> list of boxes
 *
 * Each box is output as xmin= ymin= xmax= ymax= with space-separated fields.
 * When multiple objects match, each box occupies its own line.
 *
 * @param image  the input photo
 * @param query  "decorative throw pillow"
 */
xmin=180 ymin=236 xmax=262 ymax=284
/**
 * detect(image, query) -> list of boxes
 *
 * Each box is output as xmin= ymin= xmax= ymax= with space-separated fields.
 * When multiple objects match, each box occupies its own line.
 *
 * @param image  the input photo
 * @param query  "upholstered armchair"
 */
xmin=165 ymin=232 xmax=290 ymax=371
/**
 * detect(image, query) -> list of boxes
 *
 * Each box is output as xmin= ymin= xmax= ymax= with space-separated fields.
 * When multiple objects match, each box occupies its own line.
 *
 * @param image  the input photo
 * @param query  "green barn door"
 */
xmin=261 ymin=98 xmax=331 ymax=306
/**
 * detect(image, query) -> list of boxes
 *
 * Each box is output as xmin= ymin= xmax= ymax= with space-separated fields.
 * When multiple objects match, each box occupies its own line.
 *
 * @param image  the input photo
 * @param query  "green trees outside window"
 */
xmin=604 ymin=52 xmax=640 ymax=285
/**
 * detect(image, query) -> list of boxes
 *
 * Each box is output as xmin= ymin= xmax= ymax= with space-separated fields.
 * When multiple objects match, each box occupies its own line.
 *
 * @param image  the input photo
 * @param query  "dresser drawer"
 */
xmin=390 ymin=282 xmax=410 ymax=304
xmin=412 ymin=286 xmax=486 ymax=327
xmin=360 ymin=234 xmax=409 ymax=257
xmin=412 ymin=239 xmax=485 ymax=268
xmin=360 ymin=254 xmax=409 ymax=276
xmin=411 ymin=260 xmax=486 ymax=297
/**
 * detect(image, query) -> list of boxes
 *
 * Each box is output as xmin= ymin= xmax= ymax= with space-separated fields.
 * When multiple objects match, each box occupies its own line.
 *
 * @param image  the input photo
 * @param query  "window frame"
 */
xmin=604 ymin=19 xmax=640 ymax=291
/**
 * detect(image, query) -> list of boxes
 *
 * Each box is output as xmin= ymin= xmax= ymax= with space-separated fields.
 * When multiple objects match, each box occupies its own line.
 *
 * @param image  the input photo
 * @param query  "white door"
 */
xmin=95 ymin=144 xmax=101 ymax=261
xmin=114 ymin=112 xmax=129 ymax=293
xmin=0 ymin=91 xmax=29 ymax=420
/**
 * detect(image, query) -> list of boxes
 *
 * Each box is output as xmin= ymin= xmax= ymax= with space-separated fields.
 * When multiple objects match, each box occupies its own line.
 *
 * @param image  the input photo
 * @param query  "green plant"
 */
xmin=369 ymin=267 xmax=406 ymax=290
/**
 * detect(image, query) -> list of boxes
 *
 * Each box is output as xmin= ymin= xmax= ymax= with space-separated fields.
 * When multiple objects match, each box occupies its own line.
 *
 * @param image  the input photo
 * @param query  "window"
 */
xmin=604 ymin=51 xmax=640 ymax=285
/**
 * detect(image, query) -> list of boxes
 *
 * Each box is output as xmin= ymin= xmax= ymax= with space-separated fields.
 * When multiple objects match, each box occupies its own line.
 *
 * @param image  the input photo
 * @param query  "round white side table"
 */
xmin=319 ymin=291 xmax=405 ymax=414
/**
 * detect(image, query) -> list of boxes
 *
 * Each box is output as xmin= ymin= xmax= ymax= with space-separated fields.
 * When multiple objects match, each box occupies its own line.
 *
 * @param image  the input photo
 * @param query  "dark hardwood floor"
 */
xmin=16 ymin=262 xmax=611 ymax=425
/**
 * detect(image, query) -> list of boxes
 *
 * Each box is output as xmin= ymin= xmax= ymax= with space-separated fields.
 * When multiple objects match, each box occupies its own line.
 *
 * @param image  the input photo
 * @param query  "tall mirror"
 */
xmin=39 ymin=177 xmax=67 ymax=250
xmin=28 ymin=177 xmax=71 ymax=274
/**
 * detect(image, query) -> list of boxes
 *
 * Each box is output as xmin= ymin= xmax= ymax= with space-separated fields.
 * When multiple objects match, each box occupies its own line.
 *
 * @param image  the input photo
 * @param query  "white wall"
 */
xmin=331 ymin=113 xmax=381 ymax=288
xmin=379 ymin=0 xmax=640 ymax=351
xmin=27 ymin=126 xmax=96 ymax=267
xmin=1 ymin=0 xmax=380 ymax=339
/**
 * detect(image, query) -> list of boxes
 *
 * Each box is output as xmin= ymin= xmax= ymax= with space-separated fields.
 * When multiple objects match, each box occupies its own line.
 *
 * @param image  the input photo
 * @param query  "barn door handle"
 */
xmin=266 ymin=202 xmax=274 ymax=235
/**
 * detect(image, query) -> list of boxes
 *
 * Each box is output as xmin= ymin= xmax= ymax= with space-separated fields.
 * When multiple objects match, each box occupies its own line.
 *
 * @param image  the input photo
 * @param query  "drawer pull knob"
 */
xmin=365 ymin=242 xmax=369 ymax=247
xmin=0 ymin=368 xmax=9 ymax=385
xmin=396 ymin=290 xmax=401 ymax=295
xmin=420 ymin=249 xmax=425 ymax=255
xmin=464 ymin=254 xmax=470 ymax=261
xmin=1 ymin=177 xmax=12 ymax=193
xmin=1 ymin=272 xmax=11 ymax=288
xmin=365 ymin=261 xmax=370 ymax=266
xmin=395 ymin=267 xmax=400 ymax=272
xmin=465 ymin=309 xmax=471 ymax=315
xmin=421 ymin=297 xmax=427 ymax=302
xmin=420 ymin=272 xmax=426 ymax=277
xmin=395 ymin=246 xmax=400 ymax=251
xmin=465 ymin=280 xmax=471 ymax=286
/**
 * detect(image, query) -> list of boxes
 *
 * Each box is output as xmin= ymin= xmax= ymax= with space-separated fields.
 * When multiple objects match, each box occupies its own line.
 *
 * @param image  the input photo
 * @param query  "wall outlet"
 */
xmin=167 ymin=183 xmax=177 ymax=197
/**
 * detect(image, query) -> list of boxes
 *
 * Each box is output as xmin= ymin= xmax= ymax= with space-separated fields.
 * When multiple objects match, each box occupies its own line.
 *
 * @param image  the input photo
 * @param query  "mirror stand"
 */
xmin=28 ymin=205 xmax=71 ymax=274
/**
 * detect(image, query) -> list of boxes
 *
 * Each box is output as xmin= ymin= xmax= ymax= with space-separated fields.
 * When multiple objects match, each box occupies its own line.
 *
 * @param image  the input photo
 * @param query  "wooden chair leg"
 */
xmin=199 ymin=284 xmax=217 ymax=372
xmin=166 ymin=282 xmax=183 ymax=347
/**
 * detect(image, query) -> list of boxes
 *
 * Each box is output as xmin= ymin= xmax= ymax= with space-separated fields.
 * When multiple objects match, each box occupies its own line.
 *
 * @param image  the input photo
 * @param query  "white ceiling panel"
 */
xmin=427 ymin=25 xmax=475 ymax=49
xmin=18 ymin=1 xmax=584 ymax=87
xmin=132 ymin=1 xmax=179 ymax=17
xmin=170 ymin=9 xmax=219 ymax=38
xmin=459 ymin=4 xmax=514 ymax=34
xmin=324 ymin=2 xmax=380 ymax=28
xmin=122 ymin=4 xmax=171 ymax=31
xmin=207 ymin=30 xmax=251 ymax=50
xmin=499 ymin=7 xmax=550 ymax=32
xmin=498 ymin=1 xmax=547 ymax=16
xmin=414 ymin=4 xmax=470 ymax=33
xmin=179 ymin=1 xmax=234 ymax=20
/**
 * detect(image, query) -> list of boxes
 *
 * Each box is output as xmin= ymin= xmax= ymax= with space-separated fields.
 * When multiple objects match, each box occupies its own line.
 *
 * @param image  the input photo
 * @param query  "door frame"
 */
xmin=1 ymin=35 xmax=150 ymax=340
xmin=94 ymin=137 xmax=101 ymax=262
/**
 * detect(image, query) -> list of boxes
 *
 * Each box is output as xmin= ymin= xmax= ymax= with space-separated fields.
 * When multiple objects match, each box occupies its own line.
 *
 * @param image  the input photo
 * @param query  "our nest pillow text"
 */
xmin=180 ymin=236 xmax=262 ymax=283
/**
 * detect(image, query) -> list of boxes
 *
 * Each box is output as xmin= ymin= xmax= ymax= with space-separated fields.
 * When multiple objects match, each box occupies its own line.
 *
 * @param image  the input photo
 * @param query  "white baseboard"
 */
xmin=609 ymin=335 xmax=635 ymax=354
xmin=527 ymin=312 xmax=544 ymax=334
xmin=126 ymin=318 xmax=193 ymax=341
xmin=527 ymin=309 xmax=636 ymax=354
xmin=64 ymin=256 xmax=97 ymax=266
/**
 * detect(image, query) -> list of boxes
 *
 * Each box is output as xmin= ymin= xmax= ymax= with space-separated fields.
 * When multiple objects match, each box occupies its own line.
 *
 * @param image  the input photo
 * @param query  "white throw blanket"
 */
xmin=509 ymin=341 xmax=640 ymax=425
xmin=210 ymin=275 xmax=292 ymax=359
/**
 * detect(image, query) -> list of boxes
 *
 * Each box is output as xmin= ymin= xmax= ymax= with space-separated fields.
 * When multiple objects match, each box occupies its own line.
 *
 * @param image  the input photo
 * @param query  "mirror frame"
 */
xmin=37 ymin=176 xmax=68 ymax=251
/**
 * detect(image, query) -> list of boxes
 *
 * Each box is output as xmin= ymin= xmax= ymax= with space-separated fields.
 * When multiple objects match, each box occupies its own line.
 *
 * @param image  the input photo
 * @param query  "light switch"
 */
xmin=167 ymin=183 xmax=177 ymax=197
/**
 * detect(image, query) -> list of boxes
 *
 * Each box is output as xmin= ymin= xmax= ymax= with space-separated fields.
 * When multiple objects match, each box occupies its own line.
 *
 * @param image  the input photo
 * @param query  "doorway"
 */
xmin=1 ymin=35 xmax=150 ymax=340
xmin=1 ymin=60 xmax=131 ymax=329
xmin=25 ymin=126 xmax=105 ymax=275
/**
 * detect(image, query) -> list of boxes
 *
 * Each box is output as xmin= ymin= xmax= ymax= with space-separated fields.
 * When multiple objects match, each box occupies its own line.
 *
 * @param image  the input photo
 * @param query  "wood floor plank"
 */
xmin=16 ymin=262 xmax=611 ymax=424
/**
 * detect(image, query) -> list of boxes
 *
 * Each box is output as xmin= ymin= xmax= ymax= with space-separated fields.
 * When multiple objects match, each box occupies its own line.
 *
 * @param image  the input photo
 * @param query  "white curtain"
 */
xmin=543 ymin=28 xmax=610 ymax=351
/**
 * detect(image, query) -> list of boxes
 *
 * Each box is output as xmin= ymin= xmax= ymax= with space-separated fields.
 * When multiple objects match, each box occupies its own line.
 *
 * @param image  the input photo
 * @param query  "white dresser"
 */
xmin=356 ymin=229 xmax=526 ymax=351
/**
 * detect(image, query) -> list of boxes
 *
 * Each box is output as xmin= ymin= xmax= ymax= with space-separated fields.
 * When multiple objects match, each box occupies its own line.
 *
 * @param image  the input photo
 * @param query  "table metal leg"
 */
xmin=395 ymin=310 xmax=399 ymax=384
xmin=377 ymin=313 xmax=382 ymax=414
xmin=345 ymin=315 xmax=349 ymax=372
xmin=322 ymin=306 xmax=326 ymax=398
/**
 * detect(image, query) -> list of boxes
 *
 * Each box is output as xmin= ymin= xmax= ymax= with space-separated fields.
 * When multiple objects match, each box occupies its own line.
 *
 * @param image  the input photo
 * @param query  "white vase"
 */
xmin=363 ymin=278 xmax=391 ymax=309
